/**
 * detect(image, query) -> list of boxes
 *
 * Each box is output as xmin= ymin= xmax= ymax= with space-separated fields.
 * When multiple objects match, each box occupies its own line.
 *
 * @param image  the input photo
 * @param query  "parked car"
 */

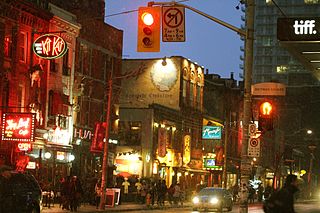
xmin=192 ymin=187 xmax=233 ymax=212
xmin=1 ymin=171 xmax=42 ymax=213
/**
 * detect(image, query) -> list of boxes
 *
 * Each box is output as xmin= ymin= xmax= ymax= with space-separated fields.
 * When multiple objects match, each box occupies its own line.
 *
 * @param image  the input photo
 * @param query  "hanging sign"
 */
xmin=158 ymin=128 xmax=167 ymax=157
xmin=183 ymin=135 xmax=191 ymax=165
xmin=1 ymin=113 xmax=35 ymax=142
xmin=33 ymin=34 xmax=68 ymax=59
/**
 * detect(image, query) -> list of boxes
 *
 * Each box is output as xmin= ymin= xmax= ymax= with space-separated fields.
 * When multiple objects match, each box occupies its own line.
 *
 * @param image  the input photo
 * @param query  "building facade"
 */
xmin=118 ymin=56 xmax=206 ymax=192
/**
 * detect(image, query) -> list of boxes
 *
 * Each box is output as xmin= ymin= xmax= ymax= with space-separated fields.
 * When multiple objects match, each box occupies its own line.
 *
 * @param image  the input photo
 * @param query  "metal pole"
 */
xmin=240 ymin=0 xmax=254 ymax=213
xmin=99 ymin=77 xmax=113 ymax=209
xmin=223 ymin=109 xmax=229 ymax=189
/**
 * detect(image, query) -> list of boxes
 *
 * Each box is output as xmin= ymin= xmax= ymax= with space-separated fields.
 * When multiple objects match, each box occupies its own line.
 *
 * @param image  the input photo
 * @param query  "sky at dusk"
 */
xmin=105 ymin=0 xmax=244 ymax=80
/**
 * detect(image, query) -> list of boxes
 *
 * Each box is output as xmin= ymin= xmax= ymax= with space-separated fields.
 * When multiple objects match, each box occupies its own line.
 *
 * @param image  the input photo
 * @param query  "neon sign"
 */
xmin=33 ymin=34 xmax=67 ymax=59
xmin=17 ymin=142 xmax=32 ymax=152
xmin=1 ymin=113 xmax=35 ymax=142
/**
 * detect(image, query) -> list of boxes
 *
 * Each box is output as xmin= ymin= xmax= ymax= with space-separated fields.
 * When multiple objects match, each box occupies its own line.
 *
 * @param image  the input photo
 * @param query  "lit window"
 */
xmin=4 ymin=36 xmax=12 ymax=57
xmin=276 ymin=65 xmax=288 ymax=73
xmin=304 ymin=0 xmax=320 ymax=4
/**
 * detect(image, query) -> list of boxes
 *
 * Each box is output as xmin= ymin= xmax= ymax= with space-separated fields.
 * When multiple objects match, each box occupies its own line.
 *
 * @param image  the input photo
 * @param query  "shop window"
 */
xmin=119 ymin=121 xmax=142 ymax=146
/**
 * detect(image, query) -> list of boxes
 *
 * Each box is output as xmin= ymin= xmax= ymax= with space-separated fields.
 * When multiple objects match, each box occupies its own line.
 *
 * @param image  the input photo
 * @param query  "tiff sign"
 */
xmin=1 ymin=113 xmax=35 ymax=142
xmin=277 ymin=17 xmax=320 ymax=41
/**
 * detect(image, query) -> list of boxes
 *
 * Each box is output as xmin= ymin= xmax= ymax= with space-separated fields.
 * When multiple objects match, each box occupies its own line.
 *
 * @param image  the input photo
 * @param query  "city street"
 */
xmin=42 ymin=201 xmax=320 ymax=213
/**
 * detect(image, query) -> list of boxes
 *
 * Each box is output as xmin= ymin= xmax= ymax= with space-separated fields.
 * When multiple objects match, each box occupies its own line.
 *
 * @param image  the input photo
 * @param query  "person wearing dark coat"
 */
xmin=0 ymin=166 xmax=13 ymax=213
xmin=277 ymin=174 xmax=299 ymax=213
xmin=266 ymin=174 xmax=299 ymax=213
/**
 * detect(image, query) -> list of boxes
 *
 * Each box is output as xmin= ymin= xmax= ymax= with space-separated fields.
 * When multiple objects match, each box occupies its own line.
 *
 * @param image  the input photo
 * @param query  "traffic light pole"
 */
xmin=148 ymin=1 xmax=255 ymax=212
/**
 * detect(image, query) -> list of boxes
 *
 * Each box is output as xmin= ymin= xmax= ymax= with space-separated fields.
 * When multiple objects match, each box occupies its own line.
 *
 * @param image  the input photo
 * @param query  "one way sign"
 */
xmin=162 ymin=6 xmax=185 ymax=42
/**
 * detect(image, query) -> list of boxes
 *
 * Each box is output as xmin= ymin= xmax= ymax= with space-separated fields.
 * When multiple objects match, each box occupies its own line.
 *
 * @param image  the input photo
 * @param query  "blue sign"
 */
xmin=202 ymin=126 xmax=222 ymax=139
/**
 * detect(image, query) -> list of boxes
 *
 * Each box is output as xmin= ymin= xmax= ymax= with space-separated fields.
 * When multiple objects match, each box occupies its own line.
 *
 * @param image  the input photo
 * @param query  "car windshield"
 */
xmin=198 ymin=188 xmax=224 ymax=196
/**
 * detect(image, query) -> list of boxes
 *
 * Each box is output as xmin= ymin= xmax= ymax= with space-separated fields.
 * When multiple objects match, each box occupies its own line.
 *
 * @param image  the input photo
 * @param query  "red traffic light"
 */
xmin=259 ymin=101 xmax=272 ymax=117
xmin=141 ymin=12 xmax=154 ymax=26
xmin=137 ymin=7 xmax=160 ymax=52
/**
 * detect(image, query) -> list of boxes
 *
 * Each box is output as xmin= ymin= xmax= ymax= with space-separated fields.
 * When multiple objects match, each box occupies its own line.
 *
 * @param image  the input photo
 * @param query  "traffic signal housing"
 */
xmin=258 ymin=101 xmax=274 ymax=131
xmin=137 ymin=6 xmax=161 ymax=52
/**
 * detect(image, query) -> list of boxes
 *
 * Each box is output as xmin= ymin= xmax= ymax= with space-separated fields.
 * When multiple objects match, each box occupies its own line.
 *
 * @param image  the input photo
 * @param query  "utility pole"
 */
xmin=99 ymin=76 xmax=113 ymax=209
xmin=240 ymin=0 xmax=254 ymax=213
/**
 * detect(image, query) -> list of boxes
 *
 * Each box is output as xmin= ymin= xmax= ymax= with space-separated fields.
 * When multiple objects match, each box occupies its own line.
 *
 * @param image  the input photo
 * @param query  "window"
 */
xmin=119 ymin=121 xmax=142 ymax=146
xmin=62 ymin=49 xmax=70 ymax=75
xmin=190 ymin=82 xmax=194 ymax=106
xmin=196 ymin=85 xmax=201 ymax=109
xmin=277 ymin=65 xmax=288 ymax=73
xmin=50 ymin=60 xmax=58 ymax=73
xmin=19 ymin=32 xmax=27 ymax=63
xmin=4 ymin=35 xmax=12 ymax=58
xmin=182 ymin=79 xmax=187 ymax=104
xmin=304 ymin=0 xmax=320 ymax=4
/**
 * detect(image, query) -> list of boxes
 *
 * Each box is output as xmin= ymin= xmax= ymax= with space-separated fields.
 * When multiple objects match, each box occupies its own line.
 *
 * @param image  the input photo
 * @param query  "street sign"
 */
xmin=162 ymin=6 xmax=185 ymax=42
xmin=248 ymin=138 xmax=260 ymax=157
xmin=248 ymin=123 xmax=256 ymax=136
xmin=240 ymin=161 xmax=252 ymax=175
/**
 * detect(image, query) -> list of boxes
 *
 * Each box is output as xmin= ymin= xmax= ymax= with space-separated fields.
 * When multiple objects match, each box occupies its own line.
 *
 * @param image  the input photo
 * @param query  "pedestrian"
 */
xmin=0 ymin=166 xmax=13 ymax=213
xmin=95 ymin=179 xmax=102 ymax=209
xmin=173 ymin=182 xmax=181 ymax=206
xmin=258 ymin=183 xmax=264 ymax=202
xmin=167 ymin=183 xmax=175 ymax=205
xmin=239 ymin=183 xmax=249 ymax=205
xmin=140 ymin=181 xmax=147 ymax=204
xmin=158 ymin=180 xmax=167 ymax=206
xmin=263 ymin=174 xmax=299 ymax=213
xmin=61 ymin=176 xmax=71 ymax=210
xmin=232 ymin=184 xmax=239 ymax=202
xmin=69 ymin=176 xmax=83 ymax=212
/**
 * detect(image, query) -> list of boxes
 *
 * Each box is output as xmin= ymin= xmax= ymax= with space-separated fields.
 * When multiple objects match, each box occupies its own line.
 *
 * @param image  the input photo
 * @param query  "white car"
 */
xmin=192 ymin=187 xmax=233 ymax=212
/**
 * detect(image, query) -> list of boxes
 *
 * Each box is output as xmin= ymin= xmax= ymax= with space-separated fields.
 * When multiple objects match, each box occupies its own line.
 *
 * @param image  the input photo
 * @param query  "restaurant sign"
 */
xmin=33 ymin=34 xmax=68 ymax=59
xmin=1 ymin=113 xmax=35 ymax=142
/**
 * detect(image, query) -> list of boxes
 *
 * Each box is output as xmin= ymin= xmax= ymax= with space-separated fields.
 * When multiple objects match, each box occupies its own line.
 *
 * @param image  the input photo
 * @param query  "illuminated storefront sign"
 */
xmin=26 ymin=161 xmax=36 ymax=169
xmin=1 ymin=113 xmax=35 ymax=142
xmin=183 ymin=135 xmax=191 ymax=165
xmin=17 ymin=142 xmax=32 ymax=152
xmin=158 ymin=128 xmax=167 ymax=157
xmin=56 ymin=151 xmax=65 ymax=161
xmin=33 ymin=34 xmax=67 ymax=59
xmin=46 ymin=127 xmax=70 ymax=145
xmin=277 ymin=18 xmax=320 ymax=41
xmin=203 ymin=158 xmax=222 ymax=170
xmin=202 ymin=126 xmax=222 ymax=139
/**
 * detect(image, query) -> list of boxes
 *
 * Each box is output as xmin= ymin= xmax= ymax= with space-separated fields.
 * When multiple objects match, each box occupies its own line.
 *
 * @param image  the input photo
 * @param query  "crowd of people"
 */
xmin=94 ymin=178 xmax=186 ymax=208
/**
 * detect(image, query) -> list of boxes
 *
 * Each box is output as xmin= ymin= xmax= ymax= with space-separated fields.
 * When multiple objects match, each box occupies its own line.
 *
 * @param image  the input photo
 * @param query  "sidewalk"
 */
xmin=42 ymin=201 xmax=191 ymax=213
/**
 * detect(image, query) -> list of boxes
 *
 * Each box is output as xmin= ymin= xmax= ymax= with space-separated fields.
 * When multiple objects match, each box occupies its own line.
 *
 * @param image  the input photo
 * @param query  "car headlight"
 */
xmin=192 ymin=197 xmax=200 ymax=204
xmin=210 ymin=197 xmax=219 ymax=204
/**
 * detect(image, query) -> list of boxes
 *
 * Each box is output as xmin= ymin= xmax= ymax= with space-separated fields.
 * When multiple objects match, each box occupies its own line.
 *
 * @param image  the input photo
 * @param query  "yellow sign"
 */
xmin=183 ymin=135 xmax=191 ymax=165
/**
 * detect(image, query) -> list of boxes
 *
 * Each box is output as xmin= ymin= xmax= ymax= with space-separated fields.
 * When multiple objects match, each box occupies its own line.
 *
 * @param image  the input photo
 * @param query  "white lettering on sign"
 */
xmin=293 ymin=20 xmax=317 ymax=35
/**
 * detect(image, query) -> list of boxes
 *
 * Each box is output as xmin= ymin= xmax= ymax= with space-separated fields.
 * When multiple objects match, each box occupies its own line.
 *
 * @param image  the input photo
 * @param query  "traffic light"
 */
xmin=258 ymin=101 xmax=274 ymax=131
xmin=137 ymin=6 xmax=161 ymax=52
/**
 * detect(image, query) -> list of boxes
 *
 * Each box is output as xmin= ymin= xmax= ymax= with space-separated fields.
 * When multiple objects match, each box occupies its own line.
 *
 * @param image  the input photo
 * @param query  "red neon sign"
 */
xmin=1 ymin=113 xmax=35 ymax=142
xmin=33 ymin=34 xmax=67 ymax=59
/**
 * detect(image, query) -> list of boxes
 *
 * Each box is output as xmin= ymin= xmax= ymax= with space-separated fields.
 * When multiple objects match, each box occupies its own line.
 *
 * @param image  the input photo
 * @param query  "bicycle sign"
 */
xmin=162 ymin=6 xmax=185 ymax=42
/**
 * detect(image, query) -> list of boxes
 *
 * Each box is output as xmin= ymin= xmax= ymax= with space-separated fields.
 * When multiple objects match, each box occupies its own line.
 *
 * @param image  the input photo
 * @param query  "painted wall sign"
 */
xmin=1 ymin=113 xmax=35 ymax=142
xmin=202 ymin=126 xmax=222 ymax=139
xmin=33 ymin=34 xmax=68 ymax=59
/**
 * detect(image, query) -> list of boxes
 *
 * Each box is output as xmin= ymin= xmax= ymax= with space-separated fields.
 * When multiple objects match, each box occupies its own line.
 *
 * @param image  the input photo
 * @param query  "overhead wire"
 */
xmin=105 ymin=0 xmax=191 ymax=18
